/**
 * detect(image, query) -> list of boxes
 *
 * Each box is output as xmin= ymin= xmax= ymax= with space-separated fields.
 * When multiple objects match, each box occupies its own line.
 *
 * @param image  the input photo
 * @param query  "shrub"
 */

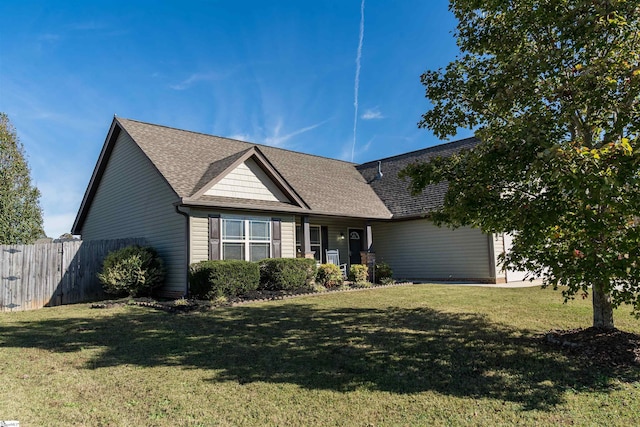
xmin=189 ymin=260 xmax=259 ymax=299
xmin=348 ymin=264 xmax=369 ymax=284
xmin=375 ymin=261 xmax=393 ymax=283
xmin=316 ymin=263 xmax=343 ymax=288
xmin=259 ymin=258 xmax=317 ymax=291
xmin=98 ymin=245 xmax=165 ymax=297
xmin=380 ymin=277 xmax=396 ymax=286
xmin=311 ymin=283 xmax=327 ymax=293
xmin=351 ymin=280 xmax=373 ymax=289
xmin=173 ymin=297 xmax=189 ymax=307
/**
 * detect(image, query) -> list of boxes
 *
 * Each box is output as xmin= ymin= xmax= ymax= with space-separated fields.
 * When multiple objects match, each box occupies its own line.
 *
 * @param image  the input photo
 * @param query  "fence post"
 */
xmin=57 ymin=243 xmax=64 ymax=306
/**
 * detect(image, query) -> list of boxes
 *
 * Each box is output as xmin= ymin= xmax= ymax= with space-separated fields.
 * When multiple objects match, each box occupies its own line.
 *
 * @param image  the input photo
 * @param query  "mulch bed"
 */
xmin=90 ymin=282 xmax=414 ymax=313
xmin=544 ymin=327 xmax=640 ymax=369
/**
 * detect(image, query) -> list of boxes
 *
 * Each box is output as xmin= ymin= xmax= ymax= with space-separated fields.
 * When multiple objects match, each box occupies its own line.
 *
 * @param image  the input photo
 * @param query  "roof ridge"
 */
xmin=116 ymin=117 xmax=358 ymax=166
xmin=357 ymin=136 xmax=479 ymax=167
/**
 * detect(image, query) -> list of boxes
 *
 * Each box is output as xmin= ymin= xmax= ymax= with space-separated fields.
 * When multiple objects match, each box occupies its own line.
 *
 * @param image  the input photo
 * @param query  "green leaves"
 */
xmin=404 ymin=0 xmax=640 ymax=325
xmin=99 ymin=245 xmax=166 ymax=297
xmin=0 ymin=113 xmax=44 ymax=244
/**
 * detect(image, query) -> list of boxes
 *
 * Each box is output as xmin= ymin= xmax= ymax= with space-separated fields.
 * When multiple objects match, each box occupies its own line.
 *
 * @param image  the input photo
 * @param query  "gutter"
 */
xmin=179 ymin=197 xmax=393 ymax=221
xmin=175 ymin=204 xmax=191 ymax=297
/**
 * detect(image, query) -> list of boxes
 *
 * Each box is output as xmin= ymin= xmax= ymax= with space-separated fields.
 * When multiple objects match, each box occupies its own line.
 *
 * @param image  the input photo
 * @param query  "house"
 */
xmin=72 ymin=117 xmax=525 ymax=297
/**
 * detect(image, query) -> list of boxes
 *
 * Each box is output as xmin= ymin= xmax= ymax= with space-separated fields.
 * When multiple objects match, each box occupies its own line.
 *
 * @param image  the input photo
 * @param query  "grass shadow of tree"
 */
xmin=1 ymin=303 xmax=636 ymax=411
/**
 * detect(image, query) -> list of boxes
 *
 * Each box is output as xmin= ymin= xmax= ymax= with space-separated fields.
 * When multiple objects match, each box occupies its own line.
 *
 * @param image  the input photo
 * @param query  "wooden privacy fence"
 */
xmin=0 ymin=238 xmax=145 ymax=312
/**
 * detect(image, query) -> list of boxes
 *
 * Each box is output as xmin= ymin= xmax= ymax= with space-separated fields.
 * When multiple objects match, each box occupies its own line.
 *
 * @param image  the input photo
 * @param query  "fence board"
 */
xmin=0 ymin=238 xmax=145 ymax=312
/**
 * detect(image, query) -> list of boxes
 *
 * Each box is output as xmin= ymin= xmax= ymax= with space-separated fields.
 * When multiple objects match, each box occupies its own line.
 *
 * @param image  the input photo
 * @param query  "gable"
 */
xmin=203 ymin=157 xmax=290 ymax=202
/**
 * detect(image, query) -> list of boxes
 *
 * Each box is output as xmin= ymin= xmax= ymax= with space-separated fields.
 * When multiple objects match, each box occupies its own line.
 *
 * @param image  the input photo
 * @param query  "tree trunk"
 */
xmin=592 ymin=282 xmax=615 ymax=329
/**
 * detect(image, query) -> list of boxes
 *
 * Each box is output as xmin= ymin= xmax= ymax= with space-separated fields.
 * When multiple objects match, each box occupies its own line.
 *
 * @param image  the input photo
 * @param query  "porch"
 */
xmin=295 ymin=215 xmax=374 ymax=269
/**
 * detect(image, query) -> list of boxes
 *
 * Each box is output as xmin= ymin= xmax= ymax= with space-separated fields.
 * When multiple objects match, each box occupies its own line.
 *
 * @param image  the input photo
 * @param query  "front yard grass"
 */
xmin=1 ymin=284 xmax=639 ymax=426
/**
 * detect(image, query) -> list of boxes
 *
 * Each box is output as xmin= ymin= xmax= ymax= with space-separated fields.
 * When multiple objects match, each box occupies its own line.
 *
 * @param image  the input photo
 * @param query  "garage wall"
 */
xmin=502 ymin=233 xmax=533 ymax=282
xmin=372 ymin=219 xmax=492 ymax=281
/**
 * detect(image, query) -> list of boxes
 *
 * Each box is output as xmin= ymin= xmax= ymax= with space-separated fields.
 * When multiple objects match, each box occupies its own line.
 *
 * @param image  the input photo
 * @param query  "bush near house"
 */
xmin=375 ymin=261 xmax=393 ymax=284
xmin=98 ymin=245 xmax=165 ymax=297
xmin=316 ymin=263 xmax=343 ymax=288
xmin=348 ymin=264 xmax=369 ymax=286
xmin=189 ymin=260 xmax=259 ymax=299
xmin=258 ymin=258 xmax=317 ymax=291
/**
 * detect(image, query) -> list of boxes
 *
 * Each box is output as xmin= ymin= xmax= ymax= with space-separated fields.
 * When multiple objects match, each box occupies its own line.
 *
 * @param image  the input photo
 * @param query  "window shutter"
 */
xmin=209 ymin=215 xmax=221 ymax=260
xmin=272 ymin=218 xmax=281 ymax=258
xmin=321 ymin=226 xmax=329 ymax=263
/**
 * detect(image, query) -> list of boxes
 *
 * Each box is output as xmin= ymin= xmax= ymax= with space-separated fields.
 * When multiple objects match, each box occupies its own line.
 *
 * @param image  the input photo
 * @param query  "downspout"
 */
xmin=175 ymin=204 xmax=191 ymax=297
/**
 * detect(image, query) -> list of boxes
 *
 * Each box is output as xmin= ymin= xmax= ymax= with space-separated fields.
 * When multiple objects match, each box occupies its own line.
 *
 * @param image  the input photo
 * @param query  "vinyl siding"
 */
xmin=492 ymin=233 xmax=507 ymax=281
xmin=280 ymin=219 xmax=295 ymax=258
xmin=301 ymin=217 xmax=371 ymax=266
xmin=80 ymin=131 xmax=187 ymax=296
xmin=189 ymin=209 xmax=295 ymax=262
xmin=190 ymin=214 xmax=209 ymax=263
xmin=190 ymin=217 xmax=366 ymax=263
xmin=372 ymin=219 xmax=491 ymax=280
xmin=204 ymin=158 xmax=289 ymax=202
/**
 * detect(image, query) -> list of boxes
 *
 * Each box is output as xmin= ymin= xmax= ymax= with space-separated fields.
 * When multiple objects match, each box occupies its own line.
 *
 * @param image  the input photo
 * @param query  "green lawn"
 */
xmin=1 ymin=285 xmax=639 ymax=426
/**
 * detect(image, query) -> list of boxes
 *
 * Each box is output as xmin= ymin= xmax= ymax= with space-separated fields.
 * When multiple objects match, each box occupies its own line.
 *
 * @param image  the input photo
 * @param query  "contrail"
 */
xmin=351 ymin=0 xmax=365 ymax=162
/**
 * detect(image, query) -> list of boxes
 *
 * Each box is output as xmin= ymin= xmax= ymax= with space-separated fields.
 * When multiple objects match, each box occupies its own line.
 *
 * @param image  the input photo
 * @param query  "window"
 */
xmin=222 ymin=217 xmax=271 ymax=261
xmin=296 ymin=225 xmax=322 ymax=262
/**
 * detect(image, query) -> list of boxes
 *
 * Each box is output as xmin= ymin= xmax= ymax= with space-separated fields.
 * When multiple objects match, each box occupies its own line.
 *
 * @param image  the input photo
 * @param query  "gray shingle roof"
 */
xmin=356 ymin=137 xmax=479 ymax=218
xmin=116 ymin=118 xmax=393 ymax=219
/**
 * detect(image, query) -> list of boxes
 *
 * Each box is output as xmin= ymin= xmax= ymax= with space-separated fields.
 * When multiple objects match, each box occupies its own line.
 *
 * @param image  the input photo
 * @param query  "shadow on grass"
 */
xmin=1 ymin=303 xmax=637 ymax=410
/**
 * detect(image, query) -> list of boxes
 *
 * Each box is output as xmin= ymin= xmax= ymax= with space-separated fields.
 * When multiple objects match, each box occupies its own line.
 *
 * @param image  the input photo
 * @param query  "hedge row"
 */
xmin=189 ymin=258 xmax=318 ymax=298
xmin=189 ymin=260 xmax=260 ymax=299
xmin=258 ymin=258 xmax=317 ymax=291
xmin=188 ymin=258 xmax=395 ymax=299
xmin=99 ymin=245 xmax=394 ymax=300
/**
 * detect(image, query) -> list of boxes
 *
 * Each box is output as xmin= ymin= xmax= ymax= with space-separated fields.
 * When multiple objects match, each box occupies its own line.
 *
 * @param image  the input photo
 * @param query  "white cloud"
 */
xmin=340 ymin=136 xmax=373 ymax=162
xmin=361 ymin=108 xmax=384 ymax=120
xmin=351 ymin=0 xmax=366 ymax=162
xmin=170 ymin=72 xmax=226 ymax=90
xmin=228 ymin=133 xmax=252 ymax=142
xmin=263 ymin=119 xmax=327 ymax=147
xmin=43 ymin=212 xmax=78 ymax=239
xmin=36 ymin=179 xmax=85 ymax=238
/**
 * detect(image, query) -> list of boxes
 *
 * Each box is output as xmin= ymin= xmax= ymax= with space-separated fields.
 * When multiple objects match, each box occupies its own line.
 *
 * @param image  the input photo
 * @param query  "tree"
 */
xmin=401 ymin=0 xmax=639 ymax=329
xmin=0 ymin=113 xmax=45 ymax=244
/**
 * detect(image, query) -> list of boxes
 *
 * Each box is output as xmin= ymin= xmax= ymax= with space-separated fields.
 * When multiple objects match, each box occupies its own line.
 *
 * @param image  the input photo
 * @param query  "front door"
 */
xmin=348 ymin=229 xmax=364 ymax=265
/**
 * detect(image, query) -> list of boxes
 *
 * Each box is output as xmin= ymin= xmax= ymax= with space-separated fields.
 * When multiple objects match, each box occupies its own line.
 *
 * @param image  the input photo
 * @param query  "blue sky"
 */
xmin=0 ymin=0 xmax=470 ymax=238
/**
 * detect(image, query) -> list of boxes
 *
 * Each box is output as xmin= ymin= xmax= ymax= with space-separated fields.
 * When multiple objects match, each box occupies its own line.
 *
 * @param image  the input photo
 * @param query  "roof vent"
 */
xmin=366 ymin=161 xmax=384 ymax=184
xmin=375 ymin=161 xmax=383 ymax=180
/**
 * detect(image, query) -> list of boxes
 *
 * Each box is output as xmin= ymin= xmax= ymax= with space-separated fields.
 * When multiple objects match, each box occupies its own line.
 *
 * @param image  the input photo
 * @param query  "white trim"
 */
xmin=221 ymin=215 xmax=272 ymax=261
xmin=295 ymin=224 xmax=322 ymax=261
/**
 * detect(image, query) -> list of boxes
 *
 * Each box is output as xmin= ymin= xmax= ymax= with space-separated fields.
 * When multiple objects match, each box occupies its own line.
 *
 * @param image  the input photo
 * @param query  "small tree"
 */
xmin=401 ymin=1 xmax=640 ymax=329
xmin=348 ymin=264 xmax=369 ymax=285
xmin=98 ymin=245 xmax=165 ymax=297
xmin=0 ymin=113 xmax=44 ymax=243
xmin=316 ymin=263 xmax=344 ymax=288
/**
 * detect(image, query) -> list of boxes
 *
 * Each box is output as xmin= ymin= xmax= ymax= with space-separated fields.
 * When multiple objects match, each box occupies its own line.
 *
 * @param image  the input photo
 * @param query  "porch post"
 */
xmin=365 ymin=222 xmax=373 ymax=252
xmin=361 ymin=222 xmax=376 ymax=282
xmin=300 ymin=215 xmax=315 ymax=259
